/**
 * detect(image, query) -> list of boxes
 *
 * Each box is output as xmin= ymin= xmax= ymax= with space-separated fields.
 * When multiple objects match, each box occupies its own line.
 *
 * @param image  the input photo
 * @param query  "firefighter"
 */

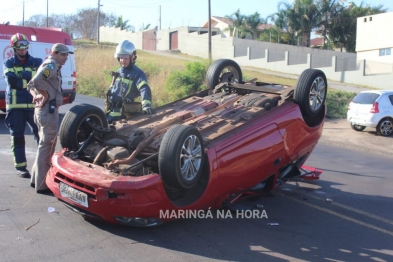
xmin=105 ymin=40 xmax=154 ymax=122
xmin=2 ymin=33 xmax=42 ymax=178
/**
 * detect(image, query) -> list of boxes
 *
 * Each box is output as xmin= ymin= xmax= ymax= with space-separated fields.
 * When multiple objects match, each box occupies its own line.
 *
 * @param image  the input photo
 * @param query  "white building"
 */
xmin=356 ymin=12 xmax=393 ymax=65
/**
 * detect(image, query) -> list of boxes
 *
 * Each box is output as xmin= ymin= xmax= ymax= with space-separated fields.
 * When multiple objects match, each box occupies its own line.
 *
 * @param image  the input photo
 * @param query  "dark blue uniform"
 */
xmin=3 ymin=52 xmax=42 ymax=171
xmin=106 ymin=64 xmax=152 ymax=119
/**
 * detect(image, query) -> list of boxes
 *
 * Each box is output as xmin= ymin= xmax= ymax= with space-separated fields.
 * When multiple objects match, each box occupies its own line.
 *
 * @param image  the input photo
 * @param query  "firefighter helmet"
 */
xmin=10 ymin=33 xmax=29 ymax=50
xmin=114 ymin=40 xmax=137 ymax=59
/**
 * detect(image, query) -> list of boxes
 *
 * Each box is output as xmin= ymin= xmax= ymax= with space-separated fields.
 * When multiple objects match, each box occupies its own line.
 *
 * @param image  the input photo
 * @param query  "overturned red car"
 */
xmin=46 ymin=59 xmax=326 ymax=227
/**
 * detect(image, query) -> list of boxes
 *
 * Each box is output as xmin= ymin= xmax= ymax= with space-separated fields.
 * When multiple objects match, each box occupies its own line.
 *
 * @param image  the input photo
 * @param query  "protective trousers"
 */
xmin=31 ymin=106 xmax=58 ymax=191
xmin=4 ymin=109 xmax=39 ymax=170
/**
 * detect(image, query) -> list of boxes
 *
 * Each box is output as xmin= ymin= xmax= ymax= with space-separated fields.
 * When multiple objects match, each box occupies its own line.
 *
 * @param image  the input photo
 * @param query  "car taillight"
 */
xmin=370 ymin=102 xmax=379 ymax=113
xmin=73 ymin=71 xmax=77 ymax=90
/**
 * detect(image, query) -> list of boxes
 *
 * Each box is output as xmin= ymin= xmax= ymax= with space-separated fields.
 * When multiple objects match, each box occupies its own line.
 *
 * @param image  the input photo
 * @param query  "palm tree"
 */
xmin=115 ymin=15 xmax=135 ymax=32
xmin=268 ymin=2 xmax=301 ymax=45
xmin=245 ymin=12 xmax=265 ymax=39
xmin=139 ymin=23 xmax=151 ymax=31
xmin=315 ymin=0 xmax=344 ymax=49
xmin=292 ymin=0 xmax=322 ymax=47
xmin=225 ymin=9 xmax=247 ymax=38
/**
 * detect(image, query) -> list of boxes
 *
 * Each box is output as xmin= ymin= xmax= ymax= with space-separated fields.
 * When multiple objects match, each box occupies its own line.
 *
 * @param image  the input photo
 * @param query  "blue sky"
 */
xmin=1 ymin=0 xmax=393 ymax=31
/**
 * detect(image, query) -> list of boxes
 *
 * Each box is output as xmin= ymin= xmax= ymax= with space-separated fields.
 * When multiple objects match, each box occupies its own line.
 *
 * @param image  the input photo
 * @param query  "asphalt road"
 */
xmin=0 ymin=95 xmax=392 ymax=262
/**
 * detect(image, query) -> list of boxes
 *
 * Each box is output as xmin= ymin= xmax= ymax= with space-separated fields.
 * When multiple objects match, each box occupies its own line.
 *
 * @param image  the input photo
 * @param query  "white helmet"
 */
xmin=114 ymin=40 xmax=136 ymax=59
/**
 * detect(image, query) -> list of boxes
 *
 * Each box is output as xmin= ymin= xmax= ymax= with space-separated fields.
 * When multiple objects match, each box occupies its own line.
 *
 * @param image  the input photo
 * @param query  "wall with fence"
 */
xmin=100 ymin=26 xmax=393 ymax=90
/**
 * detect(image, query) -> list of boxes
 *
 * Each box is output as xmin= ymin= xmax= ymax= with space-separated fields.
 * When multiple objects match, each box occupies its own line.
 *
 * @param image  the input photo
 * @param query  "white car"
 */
xmin=347 ymin=90 xmax=393 ymax=136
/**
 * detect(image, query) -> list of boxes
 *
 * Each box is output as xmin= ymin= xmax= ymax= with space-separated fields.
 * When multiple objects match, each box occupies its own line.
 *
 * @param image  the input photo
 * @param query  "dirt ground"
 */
xmin=321 ymin=118 xmax=393 ymax=157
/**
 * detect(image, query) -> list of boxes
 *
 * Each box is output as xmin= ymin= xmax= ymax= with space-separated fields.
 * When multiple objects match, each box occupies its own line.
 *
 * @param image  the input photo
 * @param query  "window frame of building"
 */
xmin=379 ymin=48 xmax=391 ymax=56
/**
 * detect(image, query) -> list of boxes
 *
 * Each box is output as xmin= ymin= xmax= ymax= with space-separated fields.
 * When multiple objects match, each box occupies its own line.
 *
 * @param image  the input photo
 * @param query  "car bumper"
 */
xmin=347 ymin=114 xmax=378 ymax=128
xmin=46 ymin=149 xmax=174 ymax=225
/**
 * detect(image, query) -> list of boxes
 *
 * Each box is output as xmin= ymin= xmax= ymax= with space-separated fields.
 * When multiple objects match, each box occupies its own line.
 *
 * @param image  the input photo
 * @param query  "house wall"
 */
xmin=100 ymin=25 xmax=393 ymax=90
xmin=100 ymin=26 xmax=143 ymax=48
xmin=356 ymin=12 xmax=393 ymax=64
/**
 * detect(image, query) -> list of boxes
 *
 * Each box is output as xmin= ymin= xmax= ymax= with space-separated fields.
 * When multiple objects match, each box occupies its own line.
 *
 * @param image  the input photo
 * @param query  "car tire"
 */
xmin=376 ymin=118 xmax=393 ymax=137
xmin=294 ymin=69 xmax=327 ymax=118
xmin=60 ymin=104 xmax=108 ymax=150
xmin=206 ymin=59 xmax=242 ymax=93
xmin=351 ymin=123 xmax=366 ymax=131
xmin=159 ymin=125 xmax=205 ymax=189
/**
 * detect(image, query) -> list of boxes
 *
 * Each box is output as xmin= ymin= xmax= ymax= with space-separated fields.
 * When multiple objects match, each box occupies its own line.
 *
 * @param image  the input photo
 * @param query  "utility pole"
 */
xmin=158 ymin=5 xmax=161 ymax=30
xmin=46 ymin=0 xmax=48 ymax=27
xmin=23 ymin=1 xmax=25 ymax=26
xmin=208 ymin=0 xmax=212 ymax=61
xmin=97 ymin=0 xmax=100 ymax=44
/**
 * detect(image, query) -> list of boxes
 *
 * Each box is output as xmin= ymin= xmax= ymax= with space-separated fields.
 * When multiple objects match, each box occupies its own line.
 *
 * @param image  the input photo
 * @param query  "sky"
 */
xmin=1 ymin=0 xmax=393 ymax=31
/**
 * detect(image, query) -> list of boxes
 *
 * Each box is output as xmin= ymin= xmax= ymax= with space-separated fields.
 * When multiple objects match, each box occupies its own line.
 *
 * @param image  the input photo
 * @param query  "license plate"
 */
xmin=59 ymin=182 xmax=89 ymax=208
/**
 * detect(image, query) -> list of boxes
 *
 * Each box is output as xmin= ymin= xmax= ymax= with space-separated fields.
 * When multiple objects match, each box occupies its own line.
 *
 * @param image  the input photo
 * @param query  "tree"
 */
xmin=115 ymin=15 xmax=135 ymax=32
xmin=140 ymin=23 xmax=151 ymax=31
xmin=292 ymin=0 xmax=322 ymax=47
xmin=225 ymin=9 xmax=247 ymax=38
xmin=258 ymin=25 xmax=288 ymax=43
xmin=245 ymin=12 xmax=265 ymax=40
xmin=21 ymin=8 xmax=118 ymax=39
xmin=328 ymin=1 xmax=387 ymax=52
xmin=267 ymin=2 xmax=301 ymax=45
xmin=315 ymin=0 xmax=344 ymax=49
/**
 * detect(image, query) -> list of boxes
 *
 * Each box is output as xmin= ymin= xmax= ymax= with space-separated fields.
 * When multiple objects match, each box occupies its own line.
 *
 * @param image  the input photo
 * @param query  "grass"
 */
xmin=74 ymin=39 xmax=356 ymax=118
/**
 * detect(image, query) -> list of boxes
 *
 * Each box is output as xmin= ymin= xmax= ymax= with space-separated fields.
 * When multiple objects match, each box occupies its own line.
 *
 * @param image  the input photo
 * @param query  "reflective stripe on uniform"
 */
xmin=15 ymin=162 xmax=27 ymax=168
xmin=109 ymin=111 xmax=122 ymax=117
xmin=122 ymin=78 xmax=132 ymax=85
xmin=142 ymin=99 xmax=151 ymax=106
xmin=22 ymin=79 xmax=27 ymax=88
xmin=4 ymin=66 xmax=37 ymax=74
xmin=122 ymin=78 xmax=134 ymax=97
xmin=137 ymin=80 xmax=148 ymax=90
xmin=4 ymin=68 xmax=16 ymax=73
xmin=6 ymin=104 xmax=35 ymax=109
xmin=6 ymin=89 xmax=35 ymax=109
xmin=11 ymin=137 xmax=27 ymax=168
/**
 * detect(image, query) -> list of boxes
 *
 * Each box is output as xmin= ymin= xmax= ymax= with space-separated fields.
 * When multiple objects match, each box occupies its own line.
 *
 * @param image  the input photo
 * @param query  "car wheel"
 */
xmin=60 ymin=104 xmax=108 ymax=150
xmin=206 ymin=59 xmax=242 ymax=93
xmin=351 ymin=123 xmax=366 ymax=131
xmin=294 ymin=69 xmax=327 ymax=117
xmin=376 ymin=118 xmax=393 ymax=136
xmin=159 ymin=125 xmax=205 ymax=189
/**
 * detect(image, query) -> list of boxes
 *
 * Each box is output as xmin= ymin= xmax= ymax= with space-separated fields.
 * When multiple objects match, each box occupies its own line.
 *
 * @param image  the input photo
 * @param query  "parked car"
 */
xmin=46 ymin=59 xmax=326 ymax=227
xmin=347 ymin=90 xmax=393 ymax=136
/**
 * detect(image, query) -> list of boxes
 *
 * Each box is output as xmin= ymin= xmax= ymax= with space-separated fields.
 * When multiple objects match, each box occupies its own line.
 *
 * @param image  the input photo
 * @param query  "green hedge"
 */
xmin=326 ymin=90 xmax=357 ymax=118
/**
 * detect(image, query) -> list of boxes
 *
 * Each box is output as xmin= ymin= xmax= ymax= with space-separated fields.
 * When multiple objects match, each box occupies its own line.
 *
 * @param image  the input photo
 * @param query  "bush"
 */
xmin=326 ymin=90 xmax=357 ymax=118
xmin=164 ymin=61 xmax=209 ymax=99
xmin=138 ymin=61 xmax=161 ymax=79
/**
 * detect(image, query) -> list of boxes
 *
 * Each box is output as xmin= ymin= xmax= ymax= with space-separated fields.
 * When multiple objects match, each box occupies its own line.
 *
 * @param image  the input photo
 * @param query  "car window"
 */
xmin=352 ymin=93 xmax=380 ymax=104
xmin=389 ymin=95 xmax=393 ymax=106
